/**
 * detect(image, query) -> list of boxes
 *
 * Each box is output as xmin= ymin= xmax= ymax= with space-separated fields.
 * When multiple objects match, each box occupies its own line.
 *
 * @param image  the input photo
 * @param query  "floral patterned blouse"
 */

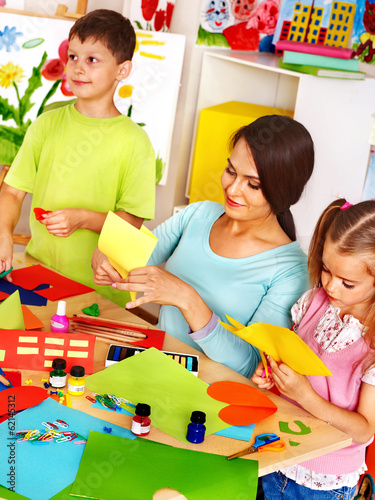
xmin=280 ymin=290 xmax=375 ymax=490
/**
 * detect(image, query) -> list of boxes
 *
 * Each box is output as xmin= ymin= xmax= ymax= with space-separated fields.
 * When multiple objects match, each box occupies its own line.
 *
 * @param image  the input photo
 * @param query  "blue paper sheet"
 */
xmin=0 ymin=398 xmax=136 ymax=500
xmin=0 ymin=281 xmax=48 ymax=307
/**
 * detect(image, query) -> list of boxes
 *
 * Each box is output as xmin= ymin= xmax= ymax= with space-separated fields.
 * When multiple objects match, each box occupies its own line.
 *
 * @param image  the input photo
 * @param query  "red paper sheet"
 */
xmin=11 ymin=265 xmax=94 ymax=301
xmin=0 ymin=330 xmax=96 ymax=374
xmin=34 ymin=207 xmax=52 ymax=220
xmin=0 ymin=386 xmax=48 ymax=418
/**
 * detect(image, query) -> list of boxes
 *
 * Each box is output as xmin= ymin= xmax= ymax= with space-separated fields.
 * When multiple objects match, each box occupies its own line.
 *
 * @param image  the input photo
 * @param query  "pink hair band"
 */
xmin=340 ymin=202 xmax=352 ymax=211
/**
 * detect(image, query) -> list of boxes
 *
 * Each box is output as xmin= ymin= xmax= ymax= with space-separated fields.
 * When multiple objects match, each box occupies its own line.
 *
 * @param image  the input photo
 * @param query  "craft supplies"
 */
xmin=69 ymin=314 xmax=166 ymax=349
xmin=49 ymin=358 xmax=67 ymax=388
xmin=67 ymin=366 xmax=86 ymax=396
xmin=51 ymin=301 xmax=69 ymax=332
xmin=131 ymin=403 xmax=151 ymax=436
xmin=186 ymin=411 xmax=206 ymax=444
xmin=0 ymin=266 xmax=13 ymax=279
xmin=105 ymin=344 xmax=199 ymax=375
xmin=226 ymin=433 xmax=286 ymax=460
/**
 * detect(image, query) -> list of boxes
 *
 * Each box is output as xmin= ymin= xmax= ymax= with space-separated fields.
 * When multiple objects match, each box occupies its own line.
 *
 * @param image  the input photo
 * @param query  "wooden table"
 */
xmin=9 ymin=253 xmax=352 ymax=499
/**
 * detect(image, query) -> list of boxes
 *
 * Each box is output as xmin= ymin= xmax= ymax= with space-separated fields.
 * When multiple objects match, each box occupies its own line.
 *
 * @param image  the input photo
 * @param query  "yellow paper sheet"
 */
xmin=98 ymin=211 xmax=158 ymax=301
xmin=0 ymin=291 xmax=25 ymax=331
xmin=220 ymin=317 xmax=332 ymax=377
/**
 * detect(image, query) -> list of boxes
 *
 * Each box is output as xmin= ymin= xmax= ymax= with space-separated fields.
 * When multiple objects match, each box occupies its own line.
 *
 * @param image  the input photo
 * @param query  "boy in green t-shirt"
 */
xmin=0 ymin=9 xmax=155 ymax=307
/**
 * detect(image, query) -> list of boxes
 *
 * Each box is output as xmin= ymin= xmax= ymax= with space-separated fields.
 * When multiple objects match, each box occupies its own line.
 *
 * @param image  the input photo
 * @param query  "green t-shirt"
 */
xmin=6 ymin=104 xmax=155 ymax=307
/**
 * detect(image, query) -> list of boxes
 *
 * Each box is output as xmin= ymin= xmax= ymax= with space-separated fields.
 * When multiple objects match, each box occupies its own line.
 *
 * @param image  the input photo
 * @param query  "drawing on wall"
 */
xmin=196 ymin=0 xmax=280 ymax=51
xmin=0 ymin=11 xmax=185 ymax=185
xmin=352 ymin=0 xmax=375 ymax=64
xmin=129 ymin=0 xmax=177 ymax=32
xmin=273 ymin=0 xmax=356 ymax=48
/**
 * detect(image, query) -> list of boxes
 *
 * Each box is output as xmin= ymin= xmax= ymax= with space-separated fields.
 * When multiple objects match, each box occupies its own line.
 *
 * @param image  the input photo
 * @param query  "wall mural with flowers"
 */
xmin=0 ymin=10 xmax=185 ymax=185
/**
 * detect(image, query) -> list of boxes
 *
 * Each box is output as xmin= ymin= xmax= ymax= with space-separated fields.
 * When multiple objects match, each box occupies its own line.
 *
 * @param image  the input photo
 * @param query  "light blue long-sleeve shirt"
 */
xmin=148 ymin=201 xmax=308 ymax=378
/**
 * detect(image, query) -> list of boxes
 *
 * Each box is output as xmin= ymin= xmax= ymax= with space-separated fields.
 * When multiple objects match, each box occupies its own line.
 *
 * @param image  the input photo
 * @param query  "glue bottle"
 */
xmin=131 ymin=403 xmax=151 ymax=436
xmin=186 ymin=411 xmax=206 ymax=443
xmin=50 ymin=301 xmax=69 ymax=333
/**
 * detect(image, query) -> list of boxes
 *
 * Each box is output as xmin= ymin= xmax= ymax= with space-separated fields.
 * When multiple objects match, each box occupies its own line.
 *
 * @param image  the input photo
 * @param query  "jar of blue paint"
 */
xmin=186 ymin=411 xmax=206 ymax=443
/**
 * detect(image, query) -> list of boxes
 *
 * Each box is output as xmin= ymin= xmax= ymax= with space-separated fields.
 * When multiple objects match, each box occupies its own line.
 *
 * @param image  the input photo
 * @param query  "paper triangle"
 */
xmin=0 ymin=291 xmax=25 ymax=330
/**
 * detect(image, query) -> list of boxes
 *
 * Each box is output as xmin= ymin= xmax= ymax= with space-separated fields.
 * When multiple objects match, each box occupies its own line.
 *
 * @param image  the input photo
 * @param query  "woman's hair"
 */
xmin=308 ymin=198 xmax=375 ymax=371
xmin=231 ymin=115 xmax=314 ymax=241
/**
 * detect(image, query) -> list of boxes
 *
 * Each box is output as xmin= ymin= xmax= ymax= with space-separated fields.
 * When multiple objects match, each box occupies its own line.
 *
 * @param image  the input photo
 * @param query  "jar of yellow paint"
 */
xmin=67 ymin=366 xmax=85 ymax=396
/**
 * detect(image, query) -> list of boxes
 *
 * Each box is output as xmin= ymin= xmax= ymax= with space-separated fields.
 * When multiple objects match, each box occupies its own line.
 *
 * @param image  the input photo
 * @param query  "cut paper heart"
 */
xmin=33 ymin=207 xmax=52 ymax=220
xmin=207 ymin=381 xmax=277 ymax=426
xmin=220 ymin=317 xmax=332 ymax=377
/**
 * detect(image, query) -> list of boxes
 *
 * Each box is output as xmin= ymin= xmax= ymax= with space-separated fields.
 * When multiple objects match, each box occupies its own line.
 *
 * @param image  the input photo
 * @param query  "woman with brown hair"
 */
xmin=93 ymin=114 xmax=315 ymax=378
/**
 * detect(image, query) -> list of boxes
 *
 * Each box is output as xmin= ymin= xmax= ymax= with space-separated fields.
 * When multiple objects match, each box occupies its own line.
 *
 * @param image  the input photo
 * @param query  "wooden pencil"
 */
xmin=70 ymin=322 xmax=147 ymax=339
xmin=73 ymin=314 xmax=149 ymax=330
xmin=70 ymin=326 xmax=140 ymax=344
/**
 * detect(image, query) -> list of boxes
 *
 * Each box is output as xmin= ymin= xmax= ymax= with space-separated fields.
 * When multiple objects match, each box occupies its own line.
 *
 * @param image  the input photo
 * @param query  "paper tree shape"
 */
xmin=98 ymin=211 xmax=158 ymax=301
xmin=220 ymin=317 xmax=332 ymax=377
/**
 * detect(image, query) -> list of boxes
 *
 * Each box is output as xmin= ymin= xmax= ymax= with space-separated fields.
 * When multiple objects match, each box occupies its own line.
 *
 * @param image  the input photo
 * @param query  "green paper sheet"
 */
xmin=71 ymin=431 xmax=258 ymax=500
xmin=86 ymin=347 xmax=231 ymax=443
xmin=0 ymin=291 xmax=25 ymax=330
xmin=0 ymin=485 xmax=31 ymax=500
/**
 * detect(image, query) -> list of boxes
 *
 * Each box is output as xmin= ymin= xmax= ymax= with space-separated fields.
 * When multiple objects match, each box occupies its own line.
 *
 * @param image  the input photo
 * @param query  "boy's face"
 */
xmin=66 ymin=36 xmax=130 ymax=105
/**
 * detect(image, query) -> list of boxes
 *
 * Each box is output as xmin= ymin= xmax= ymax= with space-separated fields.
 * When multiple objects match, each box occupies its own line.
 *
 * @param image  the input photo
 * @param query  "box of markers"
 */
xmin=105 ymin=344 xmax=199 ymax=376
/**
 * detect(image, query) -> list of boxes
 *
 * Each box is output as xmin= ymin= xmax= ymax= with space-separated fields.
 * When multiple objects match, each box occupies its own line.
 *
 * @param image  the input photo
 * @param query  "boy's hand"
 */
xmin=252 ymin=361 xmax=275 ymax=390
xmin=0 ymin=233 xmax=14 ymax=282
xmin=39 ymin=208 xmax=83 ymax=237
xmin=91 ymin=248 xmax=122 ymax=285
xmin=268 ymin=355 xmax=312 ymax=404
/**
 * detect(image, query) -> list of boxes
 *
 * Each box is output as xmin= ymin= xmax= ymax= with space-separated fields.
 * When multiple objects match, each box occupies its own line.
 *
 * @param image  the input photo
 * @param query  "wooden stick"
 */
xmin=70 ymin=327 xmax=140 ymax=344
xmin=73 ymin=314 xmax=149 ymax=330
xmin=70 ymin=321 xmax=147 ymax=339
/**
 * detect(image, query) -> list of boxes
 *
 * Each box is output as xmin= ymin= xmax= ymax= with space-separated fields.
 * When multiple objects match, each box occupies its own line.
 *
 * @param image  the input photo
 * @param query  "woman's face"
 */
xmin=221 ymin=137 xmax=272 ymax=222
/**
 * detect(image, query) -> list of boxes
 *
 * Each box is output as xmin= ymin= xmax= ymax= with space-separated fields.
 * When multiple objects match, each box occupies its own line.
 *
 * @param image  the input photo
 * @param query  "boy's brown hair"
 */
xmin=69 ymin=9 xmax=136 ymax=64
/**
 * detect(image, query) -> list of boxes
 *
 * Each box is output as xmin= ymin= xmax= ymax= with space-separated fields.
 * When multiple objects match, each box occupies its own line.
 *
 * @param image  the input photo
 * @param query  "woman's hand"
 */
xmin=268 ymin=355 xmax=313 ymax=404
xmin=0 ymin=232 xmax=14 ymax=282
xmin=39 ymin=209 xmax=83 ymax=237
xmin=252 ymin=361 xmax=275 ymax=390
xmin=113 ymin=266 xmax=191 ymax=310
xmin=91 ymin=248 xmax=122 ymax=286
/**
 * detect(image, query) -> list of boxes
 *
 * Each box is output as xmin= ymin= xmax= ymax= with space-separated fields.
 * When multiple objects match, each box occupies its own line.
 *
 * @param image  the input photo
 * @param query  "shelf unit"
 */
xmin=187 ymin=50 xmax=375 ymax=250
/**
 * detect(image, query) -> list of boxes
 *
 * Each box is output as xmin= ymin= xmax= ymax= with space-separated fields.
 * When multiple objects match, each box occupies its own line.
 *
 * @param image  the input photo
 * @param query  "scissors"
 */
xmin=226 ymin=433 xmax=286 ymax=460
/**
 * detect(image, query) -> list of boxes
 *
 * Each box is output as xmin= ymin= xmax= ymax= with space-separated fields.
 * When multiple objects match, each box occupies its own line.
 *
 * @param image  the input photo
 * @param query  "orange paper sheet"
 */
xmin=22 ymin=305 xmax=44 ymax=330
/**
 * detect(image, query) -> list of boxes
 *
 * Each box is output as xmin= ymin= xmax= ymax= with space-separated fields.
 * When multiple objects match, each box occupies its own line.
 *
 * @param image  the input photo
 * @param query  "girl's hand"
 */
xmin=39 ymin=208 xmax=83 ymax=237
xmin=252 ymin=361 xmax=275 ymax=390
xmin=0 ymin=233 xmax=14 ymax=282
xmin=91 ymin=248 xmax=122 ymax=286
xmin=268 ymin=355 xmax=312 ymax=403
xmin=113 ymin=266 xmax=192 ymax=310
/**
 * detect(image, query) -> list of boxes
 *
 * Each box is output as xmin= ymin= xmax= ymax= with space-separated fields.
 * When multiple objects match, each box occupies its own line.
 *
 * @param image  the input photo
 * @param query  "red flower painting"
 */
xmin=154 ymin=9 xmax=166 ymax=31
xmin=41 ymin=39 xmax=73 ymax=97
xmin=166 ymin=2 xmax=174 ymax=29
xmin=142 ymin=0 xmax=159 ymax=21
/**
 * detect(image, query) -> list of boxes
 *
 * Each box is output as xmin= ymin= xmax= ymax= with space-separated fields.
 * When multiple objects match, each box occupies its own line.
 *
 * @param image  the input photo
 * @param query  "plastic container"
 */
xmin=49 ymin=358 xmax=67 ymax=388
xmin=50 ymin=301 xmax=69 ymax=333
xmin=131 ymin=403 xmax=151 ymax=436
xmin=67 ymin=365 xmax=85 ymax=396
xmin=186 ymin=411 xmax=206 ymax=443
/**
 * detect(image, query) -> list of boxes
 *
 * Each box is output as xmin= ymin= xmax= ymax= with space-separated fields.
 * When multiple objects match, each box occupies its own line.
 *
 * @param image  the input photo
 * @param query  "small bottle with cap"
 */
xmin=49 ymin=358 xmax=67 ymax=388
xmin=67 ymin=365 xmax=86 ymax=396
xmin=50 ymin=301 xmax=69 ymax=333
xmin=186 ymin=411 xmax=206 ymax=443
xmin=131 ymin=403 xmax=151 ymax=436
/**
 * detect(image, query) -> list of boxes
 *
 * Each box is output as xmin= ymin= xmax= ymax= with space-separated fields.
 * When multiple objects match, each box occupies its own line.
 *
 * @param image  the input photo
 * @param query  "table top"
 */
xmin=8 ymin=253 xmax=352 ymax=498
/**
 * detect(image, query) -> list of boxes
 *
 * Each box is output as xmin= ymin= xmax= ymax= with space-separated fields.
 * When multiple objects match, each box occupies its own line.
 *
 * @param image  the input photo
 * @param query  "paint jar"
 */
xmin=186 ymin=411 xmax=206 ymax=443
xmin=67 ymin=366 xmax=85 ymax=396
xmin=50 ymin=301 xmax=69 ymax=333
xmin=131 ymin=403 xmax=151 ymax=436
xmin=49 ymin=358 xmax=67 ymax=388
